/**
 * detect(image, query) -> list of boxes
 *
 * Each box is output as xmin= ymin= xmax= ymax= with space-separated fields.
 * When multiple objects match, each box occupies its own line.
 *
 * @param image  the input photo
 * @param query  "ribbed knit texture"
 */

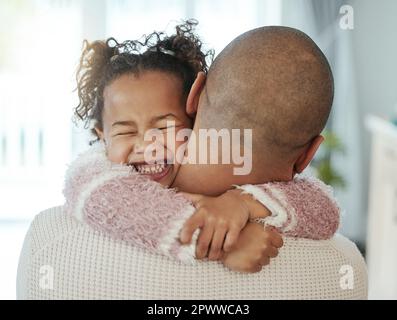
xmin=17 ymin=207 xmax=367 ymax=300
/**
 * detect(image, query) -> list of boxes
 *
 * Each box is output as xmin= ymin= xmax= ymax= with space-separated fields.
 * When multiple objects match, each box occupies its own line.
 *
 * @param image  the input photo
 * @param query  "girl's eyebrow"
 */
xmin=152 ymin=113 xmax=179 ymax=122
xmin=111 ymin=120 xmax=137 ymax=127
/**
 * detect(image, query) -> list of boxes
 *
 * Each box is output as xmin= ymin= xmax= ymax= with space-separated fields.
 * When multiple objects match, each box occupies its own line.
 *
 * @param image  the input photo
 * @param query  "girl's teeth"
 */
xmin=135 ymin=163 xmax=167 ymax=174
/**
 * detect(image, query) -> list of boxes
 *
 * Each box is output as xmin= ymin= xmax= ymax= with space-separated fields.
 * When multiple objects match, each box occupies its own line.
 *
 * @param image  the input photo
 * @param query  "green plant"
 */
xmin=311 ymin=131 xmax=346 ymax=188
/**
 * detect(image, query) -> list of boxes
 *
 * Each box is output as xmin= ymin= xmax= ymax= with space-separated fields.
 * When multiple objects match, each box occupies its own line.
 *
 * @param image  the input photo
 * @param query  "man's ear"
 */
xmin=293 ymin=135 xmax=324 ymax=174
xmin=186 ymin=71 xmax=206 ymax=117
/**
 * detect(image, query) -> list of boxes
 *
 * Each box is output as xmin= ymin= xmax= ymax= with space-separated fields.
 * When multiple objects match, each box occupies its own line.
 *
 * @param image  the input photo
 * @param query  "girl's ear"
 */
xmin=186 ymin=72 xmax=206 ymax=117
xmin=94 ymin=126 xmax=105 ymax=141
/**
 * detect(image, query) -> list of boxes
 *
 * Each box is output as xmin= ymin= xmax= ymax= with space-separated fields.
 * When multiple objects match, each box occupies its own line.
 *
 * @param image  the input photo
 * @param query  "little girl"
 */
xmin=64 ymin=21 xmax=339 ymax=270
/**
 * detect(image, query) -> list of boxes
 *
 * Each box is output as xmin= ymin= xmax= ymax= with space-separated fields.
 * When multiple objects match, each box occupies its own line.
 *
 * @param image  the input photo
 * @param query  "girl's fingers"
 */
xmin=180 ymin=214 xmax=203 ymax=244
xmin=266 ymin=246 xmax=279 ymax=258
xmin=195 ymin=223 xmax=215 ymax=259
xmin=208 ymin=227 xmax=227 ymax=261
xmin=265 ymin=227 xmax=284 ymax=248
xmin=259 ymin=255 xmax=270 ymax=266
xmin=223 ymin=227 xmax=241 ymax=253
xmin=270 ymin=233 xmax=284 ymax=249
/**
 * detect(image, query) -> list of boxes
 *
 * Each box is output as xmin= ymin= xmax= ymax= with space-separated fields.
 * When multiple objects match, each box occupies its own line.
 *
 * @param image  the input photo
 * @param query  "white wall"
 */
xmin=351 ymin=0 xmax=397 ymax=243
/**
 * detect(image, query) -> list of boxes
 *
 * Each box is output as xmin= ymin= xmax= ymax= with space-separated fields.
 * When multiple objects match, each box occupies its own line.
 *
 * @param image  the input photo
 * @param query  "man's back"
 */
xmin=17 ymin=206 xmax=367 ymax=299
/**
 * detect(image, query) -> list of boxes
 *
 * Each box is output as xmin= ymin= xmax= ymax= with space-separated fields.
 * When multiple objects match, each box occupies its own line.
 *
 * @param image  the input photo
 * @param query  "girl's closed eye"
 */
xmin=158 ymin=124 xmax=178 ymax=130
xmin=153 ymin=113 xmax=185 ymax=132
xmin=114 ymin=131 xmax=138 ymax=137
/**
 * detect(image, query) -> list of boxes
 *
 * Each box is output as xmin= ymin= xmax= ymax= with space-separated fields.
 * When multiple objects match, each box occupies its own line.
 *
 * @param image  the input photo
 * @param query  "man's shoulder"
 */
xmin=29 ymin=207 xmax=364 ymax=265
xmin=284 ymin=234 xmax=366 ymax=269
xmin=21 ymin=207 xmax=368 ymax=299
xmin=282 ymin=234 xmax=367 ymax=297
xmin=28 ymin=206 xmax=82 ymax=252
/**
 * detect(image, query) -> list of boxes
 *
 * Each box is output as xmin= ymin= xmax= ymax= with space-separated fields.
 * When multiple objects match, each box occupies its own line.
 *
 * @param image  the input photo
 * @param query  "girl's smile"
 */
xmin=133 ymin=163 xmax=173 ymax=182
xmin=96 ymin=71 xmax=192 ymax=186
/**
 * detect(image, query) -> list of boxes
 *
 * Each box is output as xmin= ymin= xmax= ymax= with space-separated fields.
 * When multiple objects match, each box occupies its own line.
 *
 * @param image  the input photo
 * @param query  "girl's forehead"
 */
xmin=103 ymin=72 xmax=186 ymax=120
xmin=107 ymin=71 xmax=182 ymax=92
xmin=105 ymin=72 xmax=182 ymax=102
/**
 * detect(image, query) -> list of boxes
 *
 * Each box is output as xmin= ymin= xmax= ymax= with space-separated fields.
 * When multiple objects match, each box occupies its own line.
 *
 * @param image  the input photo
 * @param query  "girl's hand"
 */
xmin=179 ymin=191 xmax=251 ymax=260
xmin=221 ymin=222 xmax=283 ymax=273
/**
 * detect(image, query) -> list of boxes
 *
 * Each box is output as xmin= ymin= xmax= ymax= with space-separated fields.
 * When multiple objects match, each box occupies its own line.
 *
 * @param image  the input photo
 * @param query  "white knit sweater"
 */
xmin=17 ymin=206 xmax=367 ymax=300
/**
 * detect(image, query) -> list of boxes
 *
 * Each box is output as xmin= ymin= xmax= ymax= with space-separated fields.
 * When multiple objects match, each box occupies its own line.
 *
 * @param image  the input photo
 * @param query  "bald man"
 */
xmin=174 ymin=26 xmax=333 ymax=194
xmin=171 ymin=25 xmax=335 ymax=269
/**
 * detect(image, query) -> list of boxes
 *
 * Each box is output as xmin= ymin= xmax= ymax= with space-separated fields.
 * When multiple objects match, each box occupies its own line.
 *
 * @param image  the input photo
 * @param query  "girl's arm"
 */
xmin=64 ymin=145 xmax=339 ymax=265
xmin=179 ymin=178 xmax=340 ymax=261
xmin=234 ymin=177 xmax=340 ymax=240
xmin=63 ymin=144 xmax=198 ymax=264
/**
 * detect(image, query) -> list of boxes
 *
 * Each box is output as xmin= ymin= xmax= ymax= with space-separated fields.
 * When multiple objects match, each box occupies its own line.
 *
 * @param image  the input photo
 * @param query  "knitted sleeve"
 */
xmin=64 ymin=145 xmax=340 ymax=265
xmin=63 ymin=143 xmax=198 ymax=264
xmin=235 ymin=177 xmax=340 ymax=240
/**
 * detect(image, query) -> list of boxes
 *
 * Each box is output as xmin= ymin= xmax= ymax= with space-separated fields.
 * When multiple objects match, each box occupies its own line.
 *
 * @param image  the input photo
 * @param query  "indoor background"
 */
xmin=0 ymin=0 xmax=396 ymax=299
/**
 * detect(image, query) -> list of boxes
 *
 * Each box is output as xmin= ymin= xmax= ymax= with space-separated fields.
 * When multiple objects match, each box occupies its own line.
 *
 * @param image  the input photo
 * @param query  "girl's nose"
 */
xmin=133 ymin=141 xmax=146 ymax=154
xmin=133 ymin=135 xmax=154 ymax=155
xmin=132 ymin=129 xmax=166 ymax=161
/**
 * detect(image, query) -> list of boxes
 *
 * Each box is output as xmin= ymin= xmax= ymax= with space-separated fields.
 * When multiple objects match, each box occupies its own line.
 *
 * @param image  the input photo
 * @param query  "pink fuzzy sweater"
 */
xmin=63 ymin=143 xmax=340 ymax=264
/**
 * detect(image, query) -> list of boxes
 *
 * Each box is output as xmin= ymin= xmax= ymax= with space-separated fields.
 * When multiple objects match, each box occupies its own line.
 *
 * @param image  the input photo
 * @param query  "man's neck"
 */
xmin=172 ymin=161 xmax=293 ymax=196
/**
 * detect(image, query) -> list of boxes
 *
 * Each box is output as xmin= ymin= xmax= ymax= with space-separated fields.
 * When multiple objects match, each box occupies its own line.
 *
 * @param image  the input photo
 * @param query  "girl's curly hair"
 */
xmin=75 ymin=20 xmax=214 ymax=138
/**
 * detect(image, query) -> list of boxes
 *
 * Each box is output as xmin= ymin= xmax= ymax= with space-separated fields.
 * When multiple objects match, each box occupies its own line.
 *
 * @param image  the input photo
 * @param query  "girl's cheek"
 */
xmin=170 ymin=140 xmax=188 ymax=165
xmin=164 ymin=128 xmax=190 ymax=165
xmin=106 ymin=139 xmax=132 ymax=164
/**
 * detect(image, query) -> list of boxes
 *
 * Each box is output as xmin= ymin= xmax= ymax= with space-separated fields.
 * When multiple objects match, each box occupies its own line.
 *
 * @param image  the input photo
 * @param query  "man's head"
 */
xmin=173 ymin=26 xmax=334 ymax=195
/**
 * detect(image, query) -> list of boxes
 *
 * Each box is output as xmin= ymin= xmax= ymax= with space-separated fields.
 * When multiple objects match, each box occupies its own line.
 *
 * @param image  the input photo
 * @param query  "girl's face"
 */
xmin=96 ymin=71 xmax=193 ymax=187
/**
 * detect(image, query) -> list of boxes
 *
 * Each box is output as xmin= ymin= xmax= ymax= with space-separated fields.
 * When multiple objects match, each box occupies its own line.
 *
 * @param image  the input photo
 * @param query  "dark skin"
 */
xmin=173 ymin=28 xmax=330 ymax=270
xmin=176 ymin=77 xmax=322 ymax=270
xmin=173 ymin=71 xmax=288 ymax=271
